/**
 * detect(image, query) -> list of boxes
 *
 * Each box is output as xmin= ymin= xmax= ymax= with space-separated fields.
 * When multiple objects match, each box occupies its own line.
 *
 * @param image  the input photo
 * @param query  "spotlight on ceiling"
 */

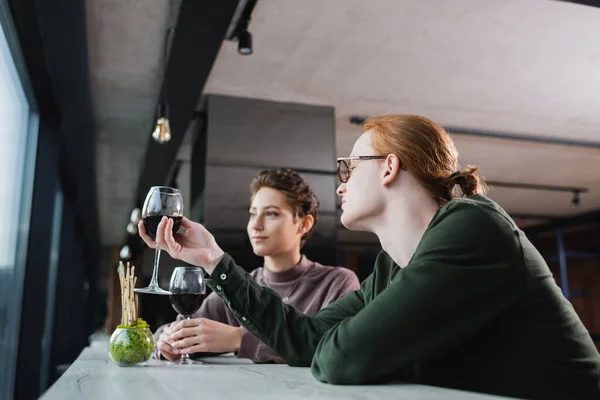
xmin=572 ymin=190 xmax=580 ymax=208
xmin=225 ymin=0 xmax=258 ymax=56
xmin=237 ymin=29 xmax=253 ymax=55
xmin=349 ymin=115 xmax=368 ymax=125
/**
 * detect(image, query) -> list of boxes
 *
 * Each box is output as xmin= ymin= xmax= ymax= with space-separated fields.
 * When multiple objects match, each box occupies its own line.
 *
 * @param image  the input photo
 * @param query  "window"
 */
xmin=0 ymin=2 xmax=39 ymax=398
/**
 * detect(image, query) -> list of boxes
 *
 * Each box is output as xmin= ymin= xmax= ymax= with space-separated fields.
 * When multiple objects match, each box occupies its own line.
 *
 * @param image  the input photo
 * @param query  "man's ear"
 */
xmin=382 ymin=154 xmax=401 ymax=186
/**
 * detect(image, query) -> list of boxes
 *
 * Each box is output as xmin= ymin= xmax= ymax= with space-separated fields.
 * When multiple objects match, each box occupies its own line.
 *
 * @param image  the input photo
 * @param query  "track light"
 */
xmin=572 ymin=190 xmax=580 ymax=208
xmin=237 ymin=30 xmax=253 ymax=55
xmin=225 ymin=0 xmax=257 ymax=55
xmin=349 ymin=115 xmax=368 ymax=125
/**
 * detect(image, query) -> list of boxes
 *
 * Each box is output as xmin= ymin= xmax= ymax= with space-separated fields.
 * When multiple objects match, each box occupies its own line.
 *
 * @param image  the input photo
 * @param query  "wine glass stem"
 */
xmin=179 ymin=315 xmax=192 ymax=363
xmin=149 ymin=249 xmax=162 ymax=288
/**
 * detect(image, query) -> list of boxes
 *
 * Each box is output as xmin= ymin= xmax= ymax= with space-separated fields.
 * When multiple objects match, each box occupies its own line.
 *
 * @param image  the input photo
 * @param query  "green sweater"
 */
xmin=206 ymin=195 xmax=600 ymax=399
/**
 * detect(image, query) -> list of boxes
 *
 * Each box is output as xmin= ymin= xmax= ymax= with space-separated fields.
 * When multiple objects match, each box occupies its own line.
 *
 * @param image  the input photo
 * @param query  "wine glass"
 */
xmin=135 ymin=186 xmax=183 ymax=295
xmin=169 ymin=266 xmax=206 ymax=365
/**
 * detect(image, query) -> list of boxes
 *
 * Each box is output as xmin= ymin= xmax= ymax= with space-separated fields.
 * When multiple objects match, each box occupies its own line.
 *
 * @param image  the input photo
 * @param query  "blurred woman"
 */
xmin=152 ymin=168 xmax=359 ymax=363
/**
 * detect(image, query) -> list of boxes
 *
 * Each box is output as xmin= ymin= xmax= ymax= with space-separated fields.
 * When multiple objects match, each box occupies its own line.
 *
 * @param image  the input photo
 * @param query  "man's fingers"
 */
xmin=155 ymin=216 xmax=168 ymax=248
xmin=138 ymin=221 xmax=157 ymax=248
xmin=179 ymin=216 xmax=195 ymax=230
xmin=164 ymin=218 xmax=177 ymax=254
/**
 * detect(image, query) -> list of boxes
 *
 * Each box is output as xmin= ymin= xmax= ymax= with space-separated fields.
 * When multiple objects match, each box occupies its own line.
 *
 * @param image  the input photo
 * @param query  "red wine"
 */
xmin=142 ymin=215 xmax=182 ymax=241
xmin=170 ymin=293 xmax=204 ymax=316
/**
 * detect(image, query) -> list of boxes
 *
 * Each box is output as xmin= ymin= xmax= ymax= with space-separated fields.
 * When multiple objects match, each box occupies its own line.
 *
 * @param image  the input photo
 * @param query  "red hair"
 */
xmin=365 ymin=114 xmax=486 ymax=204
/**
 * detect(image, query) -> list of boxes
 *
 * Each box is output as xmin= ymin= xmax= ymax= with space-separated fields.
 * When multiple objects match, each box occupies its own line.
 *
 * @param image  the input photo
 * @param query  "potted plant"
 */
xmin=108 ymin=262 xmax=155 ymax=366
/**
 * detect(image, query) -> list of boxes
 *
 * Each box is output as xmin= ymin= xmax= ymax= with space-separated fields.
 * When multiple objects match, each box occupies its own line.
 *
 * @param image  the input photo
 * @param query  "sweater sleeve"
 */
xmin=205 ymin=257 xmax=369 ymax=367
xmin=310 ymin=202 xmax=527 ymax=384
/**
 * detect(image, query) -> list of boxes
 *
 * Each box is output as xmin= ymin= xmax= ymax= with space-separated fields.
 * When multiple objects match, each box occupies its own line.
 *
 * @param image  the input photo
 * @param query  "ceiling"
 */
xmin=87 ymin=0 xmax=600 ymax=245
xmin=87 ymin=0 xmax=177 ymax=245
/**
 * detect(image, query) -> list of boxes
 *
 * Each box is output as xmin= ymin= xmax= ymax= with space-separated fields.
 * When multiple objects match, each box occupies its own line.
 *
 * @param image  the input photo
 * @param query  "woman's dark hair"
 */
xmin=250 ymin=168 xmax=320 ymax=247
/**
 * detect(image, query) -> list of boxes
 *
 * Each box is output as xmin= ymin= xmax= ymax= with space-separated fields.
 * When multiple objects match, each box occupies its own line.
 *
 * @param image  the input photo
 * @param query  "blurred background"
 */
xmin=2 ymin=0 xmax=600 ymax=398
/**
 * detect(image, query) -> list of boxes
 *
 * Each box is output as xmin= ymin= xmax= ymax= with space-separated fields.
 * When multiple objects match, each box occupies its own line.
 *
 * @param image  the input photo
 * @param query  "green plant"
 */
xmin=117 ymin=317 xmax=150 ymax=330
xmin=109 ymin=318 xmax=154 ymax=365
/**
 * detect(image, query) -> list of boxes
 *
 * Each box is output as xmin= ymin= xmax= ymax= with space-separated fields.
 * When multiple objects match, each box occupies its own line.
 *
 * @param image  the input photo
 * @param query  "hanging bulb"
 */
xmin=154 ymin=26 xmax=173 ymax=144
xmin=152 ymin=117 xmax=171 ymax=144
xmin=126 ymin=221 xmax=138 ymax=235
xmin=130 ymin=208 xmax=141 ymax=223
xmin=119 ymin=245 xmax=132 ymax=260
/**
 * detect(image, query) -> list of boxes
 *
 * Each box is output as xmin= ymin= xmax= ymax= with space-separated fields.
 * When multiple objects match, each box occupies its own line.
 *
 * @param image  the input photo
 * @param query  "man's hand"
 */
xmin=156 ymin=326 xmax=181 ymax=361
xmin=138 ymin=216 xmax=224 ymax=275
xmin=170 ymin=318 xmax=243 ymax=355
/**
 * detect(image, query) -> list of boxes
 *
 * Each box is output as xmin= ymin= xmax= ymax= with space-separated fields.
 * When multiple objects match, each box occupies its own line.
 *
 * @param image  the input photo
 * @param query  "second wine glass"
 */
xmin=169 ymin=266 xmax=206 ymax=365
xmin=135 ymin=186 xmax=183 ymax=295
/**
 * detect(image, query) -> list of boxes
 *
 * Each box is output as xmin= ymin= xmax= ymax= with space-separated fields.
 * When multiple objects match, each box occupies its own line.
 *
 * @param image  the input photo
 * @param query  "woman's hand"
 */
xmin=138 ymin=216 xmax=224 ymax=274
xmin=169 ymin=318 xmax=243 ymax=354
xmin=156 ymin=326 xmax=181 ymax=361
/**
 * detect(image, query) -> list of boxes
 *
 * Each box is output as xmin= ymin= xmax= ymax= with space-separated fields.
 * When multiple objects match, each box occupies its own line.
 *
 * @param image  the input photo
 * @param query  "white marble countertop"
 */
xmin=40 ymin=338 xmax=513 ymax=400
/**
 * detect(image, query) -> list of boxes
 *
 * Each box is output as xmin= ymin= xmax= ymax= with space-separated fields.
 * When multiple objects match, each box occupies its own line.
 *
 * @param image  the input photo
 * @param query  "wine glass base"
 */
xmin=167 ymin=358 xmax=202 ymax=365
xmin=134 ymin=286 xmax=172 ymax=295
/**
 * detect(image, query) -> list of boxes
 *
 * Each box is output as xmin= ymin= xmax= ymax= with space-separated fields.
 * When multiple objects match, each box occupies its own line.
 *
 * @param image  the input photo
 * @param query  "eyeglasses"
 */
xmin=336 ymin=156 xmax=406 ymax=183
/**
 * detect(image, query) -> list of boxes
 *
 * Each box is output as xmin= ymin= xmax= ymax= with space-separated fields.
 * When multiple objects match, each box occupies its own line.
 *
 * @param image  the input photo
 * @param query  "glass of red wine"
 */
xmin=135 ymin=186 xmax=183 ymax=295
xmin=168 ymin=266 xmax=205 ymax=365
